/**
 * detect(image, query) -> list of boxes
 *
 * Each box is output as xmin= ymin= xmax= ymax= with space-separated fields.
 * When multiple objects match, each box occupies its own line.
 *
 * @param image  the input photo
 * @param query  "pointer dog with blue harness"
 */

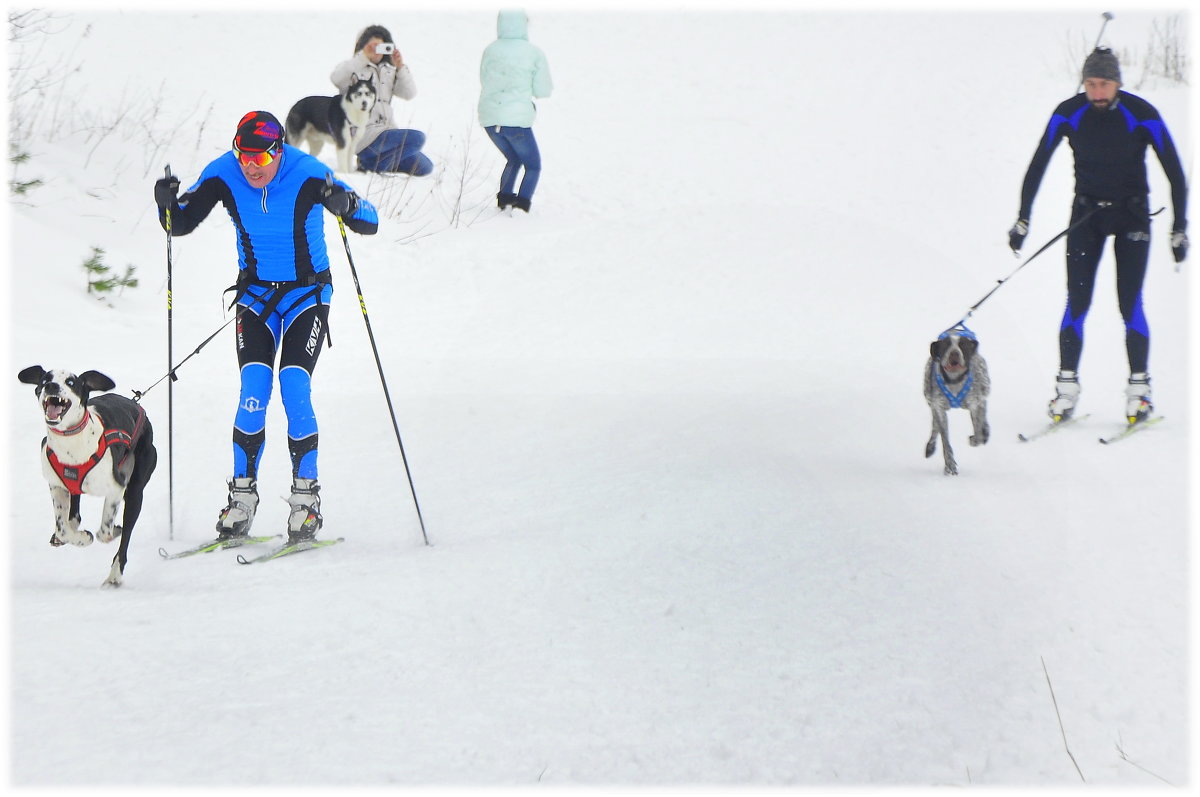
xmin=17 ymin=366 xmax=157 ymax=586
xmin=924 ymin=326 xmax=990 ymax=475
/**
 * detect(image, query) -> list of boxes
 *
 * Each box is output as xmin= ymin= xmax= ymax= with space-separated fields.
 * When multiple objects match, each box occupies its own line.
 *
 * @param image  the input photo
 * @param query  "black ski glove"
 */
xmin=154 ymin=175 xmax=180 ymax=209
xmin=1171 ymin=229 xmax=1188 ymax=263
xmin=321 ymin=185 xmax=358 ymax=218
xmin=1008 ymin=218 xmax=1029 ymax=253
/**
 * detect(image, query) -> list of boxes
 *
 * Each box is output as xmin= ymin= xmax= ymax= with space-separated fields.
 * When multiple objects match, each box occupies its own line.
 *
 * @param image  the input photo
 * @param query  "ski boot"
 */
xmin=216 ymin=477 xmax=259 ymax=539
xmin=286 ymin=478 xmax=323 ymax=544
xmin=1124 ymin=372 xmax=1153 ymax=424
xmin=1047 ymin=370 xmax=1081 ymax=422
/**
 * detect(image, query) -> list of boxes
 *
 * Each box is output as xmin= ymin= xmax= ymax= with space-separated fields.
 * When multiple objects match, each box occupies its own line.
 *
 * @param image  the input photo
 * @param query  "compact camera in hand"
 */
xmin=375 ymin=43 xmax=395 ymax=55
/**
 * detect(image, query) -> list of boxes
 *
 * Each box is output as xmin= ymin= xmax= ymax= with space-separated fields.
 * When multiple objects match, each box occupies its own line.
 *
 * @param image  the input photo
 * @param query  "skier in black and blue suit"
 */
xmin=1008 ymin=48 xmax=1188 ymax=425
xmin=154 ymin=110 xmax=378 ymax=543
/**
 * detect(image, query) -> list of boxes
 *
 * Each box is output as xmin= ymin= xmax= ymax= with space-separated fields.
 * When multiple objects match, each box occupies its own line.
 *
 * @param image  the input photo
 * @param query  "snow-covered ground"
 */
xmin=5 ymin=4 xmax=1193 ymax=789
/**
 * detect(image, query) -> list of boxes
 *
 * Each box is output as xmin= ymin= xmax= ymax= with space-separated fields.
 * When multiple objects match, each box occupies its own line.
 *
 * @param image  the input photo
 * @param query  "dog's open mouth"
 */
xmin=943 ymin=356 xmax=966 ymax=375
xmin=43 ymin=395 xmax=71 ymax=424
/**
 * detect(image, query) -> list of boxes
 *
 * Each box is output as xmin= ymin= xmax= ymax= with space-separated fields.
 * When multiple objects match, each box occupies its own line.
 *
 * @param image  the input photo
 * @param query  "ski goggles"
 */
xmin=233 ymin=142 xmax=282 ymax=167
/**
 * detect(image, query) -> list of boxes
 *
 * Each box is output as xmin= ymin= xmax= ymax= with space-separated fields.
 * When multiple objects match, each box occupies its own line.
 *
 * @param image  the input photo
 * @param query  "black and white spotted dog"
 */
xmin=286 ymin=76 xmax=377 ymax=173
xmin=924 ymin=327 xmax=990 ymax=475
xmin=18 ymin=366 xmax=157 ymax=587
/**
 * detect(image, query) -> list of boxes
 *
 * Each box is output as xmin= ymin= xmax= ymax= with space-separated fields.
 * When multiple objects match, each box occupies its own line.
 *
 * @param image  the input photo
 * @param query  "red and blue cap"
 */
xmin=232 ymin=110 xmax=284 ymax=154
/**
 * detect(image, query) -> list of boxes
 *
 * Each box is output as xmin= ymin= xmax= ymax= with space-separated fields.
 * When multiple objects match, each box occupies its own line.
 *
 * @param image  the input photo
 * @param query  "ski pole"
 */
xmin=1077 ymin=12 xmax=1114 ymax=92
xmin=952 ymin=206 xmax=1103 ymax=328
xmin=1093 ymin=12 xmax=1114 ymax=50
xmin=328 ymin=176 xmax=430 ymax=545
xmin=164 ymin=164 xmax=176 ymax=540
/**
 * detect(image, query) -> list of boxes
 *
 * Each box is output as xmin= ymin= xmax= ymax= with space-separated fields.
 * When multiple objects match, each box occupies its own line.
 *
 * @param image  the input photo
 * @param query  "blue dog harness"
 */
xmin=934 ymin=325 xmax=976 ymax=409
xmin=934 ymin=369 xmax=973 ymax=409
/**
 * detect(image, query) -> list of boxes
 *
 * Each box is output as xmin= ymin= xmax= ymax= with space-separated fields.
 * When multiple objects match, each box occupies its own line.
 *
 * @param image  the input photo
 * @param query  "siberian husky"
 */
xmin=286 ymin=76 xmax=377 ymax=173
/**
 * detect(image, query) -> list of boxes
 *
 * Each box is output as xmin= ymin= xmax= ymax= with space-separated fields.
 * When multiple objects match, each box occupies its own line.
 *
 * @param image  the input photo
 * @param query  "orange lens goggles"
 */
xmin=234 ymin=144 xmax=280 ymax=167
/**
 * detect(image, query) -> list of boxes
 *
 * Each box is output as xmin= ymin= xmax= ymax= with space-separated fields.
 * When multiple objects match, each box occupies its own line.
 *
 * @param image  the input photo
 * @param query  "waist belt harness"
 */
xmin=225 ymin=270 xmax=334 ymax=346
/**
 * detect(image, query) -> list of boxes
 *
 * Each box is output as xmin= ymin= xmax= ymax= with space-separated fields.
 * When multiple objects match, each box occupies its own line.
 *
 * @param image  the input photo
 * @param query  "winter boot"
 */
xmin=1048 ymin=370 xmax=1081 ymax=422
xmin=511 ymin=196 xmax=532 ymax=213
xmin=497 ymin=192 xmax=516 ymax=210
xmin=216 ymin=477 xmax=259 ymax=538
xmin=286 ymin=478 xmax=323 ymax=544
xmin=1124 ymin=372 xmax=1153 ymax=424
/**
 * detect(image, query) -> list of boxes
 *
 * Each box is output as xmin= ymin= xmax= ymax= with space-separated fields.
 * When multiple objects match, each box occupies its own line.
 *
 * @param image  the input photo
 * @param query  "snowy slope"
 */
xmin=5 ymin=6 xmax=1193 ymax=788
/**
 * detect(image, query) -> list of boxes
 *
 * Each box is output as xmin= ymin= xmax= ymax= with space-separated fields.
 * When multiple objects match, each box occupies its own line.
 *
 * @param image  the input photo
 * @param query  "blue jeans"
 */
xmin=358 ymin=129 xmax=434 ymax=176
xmin=485 ymin=125 xmax=541 ymax=200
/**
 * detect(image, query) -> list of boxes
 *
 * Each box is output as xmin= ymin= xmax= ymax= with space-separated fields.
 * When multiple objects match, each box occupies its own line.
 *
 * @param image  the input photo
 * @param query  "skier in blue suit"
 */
xmin=154 ymin=110 xmax=378 ymax=543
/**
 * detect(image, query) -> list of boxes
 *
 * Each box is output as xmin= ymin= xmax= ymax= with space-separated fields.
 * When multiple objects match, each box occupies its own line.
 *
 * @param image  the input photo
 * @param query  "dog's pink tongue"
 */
xmin=46 ymin=403 xmax=65 ymax=422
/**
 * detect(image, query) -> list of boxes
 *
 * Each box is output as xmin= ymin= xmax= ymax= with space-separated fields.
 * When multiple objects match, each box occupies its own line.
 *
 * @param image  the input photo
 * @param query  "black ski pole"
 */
xmin=1093 ymin=12 xmax=1114 ymax=50
xmin=163 ymin=165 xmax=176 ymax=540
xmin=328 ymin=177 xmax=430 ymax=545
xmin=1077 ymin=12 xmax=1114 ymax=92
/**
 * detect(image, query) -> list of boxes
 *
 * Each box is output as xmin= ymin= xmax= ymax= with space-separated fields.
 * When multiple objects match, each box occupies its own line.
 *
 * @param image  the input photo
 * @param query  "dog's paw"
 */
xmin=925 ymin=440 xmax=936 ymax=458
xmin=70 ymin=529 xmax=95 ymax=547
xmin=102 ymin=559 xmax=124 ymax=588
xmin=944 ymin=462 xmax=959 ymax=476
xmin=48 ymin=532 xmax=65 ymax=547
xmin=96 ymin=525 xmax=122 ymax=544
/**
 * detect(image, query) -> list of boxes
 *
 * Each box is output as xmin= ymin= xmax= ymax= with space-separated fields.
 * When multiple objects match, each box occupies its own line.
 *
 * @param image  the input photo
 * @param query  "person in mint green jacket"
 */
xmin=478 ymin=9 xmax=553 ymax=213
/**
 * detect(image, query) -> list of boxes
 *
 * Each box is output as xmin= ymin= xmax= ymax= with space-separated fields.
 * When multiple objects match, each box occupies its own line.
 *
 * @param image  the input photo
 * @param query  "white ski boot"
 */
xmin=216 ymin=477 xmax=259 ymax=539
xmin=1048 ymin=370 xmax=1081 ymax=422
xmin=286 ymin=478 xmax=323 ymax=544
xmin=1124 ymin=372 xmax=1153 ymax=424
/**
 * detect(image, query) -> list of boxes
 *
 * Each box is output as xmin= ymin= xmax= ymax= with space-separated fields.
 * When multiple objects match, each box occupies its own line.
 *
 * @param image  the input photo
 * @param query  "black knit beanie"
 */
xmin=1082 ymin=47 xmax=1122 ymax=84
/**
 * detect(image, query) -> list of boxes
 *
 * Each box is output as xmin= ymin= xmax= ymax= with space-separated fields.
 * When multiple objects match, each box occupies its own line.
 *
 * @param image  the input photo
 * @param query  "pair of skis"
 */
xmin=1018 ymin=414 xmax=1164 ymax=445
xmin=158 ymin=534 xmax=344 ymax=564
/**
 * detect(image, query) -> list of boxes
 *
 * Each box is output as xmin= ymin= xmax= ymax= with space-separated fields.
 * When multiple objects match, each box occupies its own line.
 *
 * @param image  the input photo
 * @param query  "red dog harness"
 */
xmin=45 ymin=404 xmax=145 ymax=496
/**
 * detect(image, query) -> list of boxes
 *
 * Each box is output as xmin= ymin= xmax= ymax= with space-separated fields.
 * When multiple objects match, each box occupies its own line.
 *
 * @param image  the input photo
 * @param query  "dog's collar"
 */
xmin=935 ymin=369 xmax=973 ymax=409
xmin=47 ymin=410 xmax=92 ymax=437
